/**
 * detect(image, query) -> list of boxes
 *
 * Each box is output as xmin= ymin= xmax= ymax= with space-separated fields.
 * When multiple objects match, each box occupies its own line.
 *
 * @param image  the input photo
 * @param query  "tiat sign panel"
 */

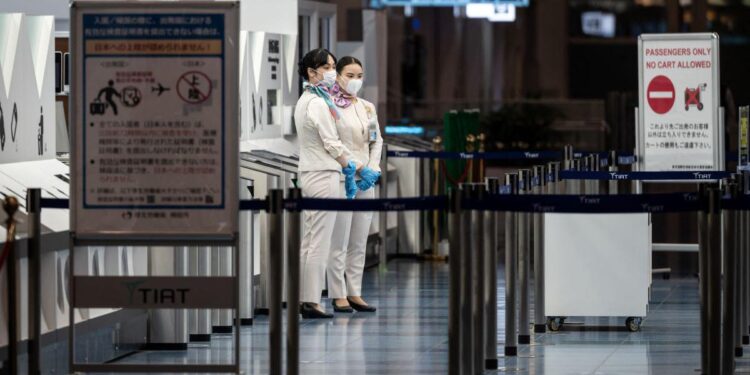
xmin=638 ymin=33 xmax=721 ymax=172
xmin=70 ymin=2 xmax=239 ymax=238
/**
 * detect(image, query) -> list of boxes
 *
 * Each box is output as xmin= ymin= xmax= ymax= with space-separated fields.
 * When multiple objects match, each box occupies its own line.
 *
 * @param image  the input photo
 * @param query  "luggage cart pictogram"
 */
xmin=684 ymin=83 xmax=707 ymax=111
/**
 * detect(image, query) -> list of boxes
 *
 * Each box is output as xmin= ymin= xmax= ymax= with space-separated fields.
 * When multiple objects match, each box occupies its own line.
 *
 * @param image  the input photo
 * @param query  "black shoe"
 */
xmin=331 ymin=300 xmax=354 ymax=313
xmin=300 ymin=303 xmax=333 ymax=319
xmin=347 ymin=297 xmax=376 ymax=312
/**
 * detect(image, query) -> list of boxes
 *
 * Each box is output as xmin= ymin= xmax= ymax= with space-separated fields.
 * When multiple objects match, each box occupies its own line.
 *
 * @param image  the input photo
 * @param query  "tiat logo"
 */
xmin=532 ymin=203 xmax=555 ymax=213
xmin=383 ymin=202 xmax=406 ymax=211
xmin=579 ymin=196 xmax=600 ymax=205
xmin=609 ymin=173 xmax=629 ymax=180
xmin=124 ymin=279 xmax=147 ymax=305
xmin=683 ymin=193 xmax=699 ymax=202
xmin=460 ymin=153 xmax=475 ymax=160
xmin=641 ymin=204 xmax=665 ymax=213
xmin=524 ymin=152 xmax=540 ymax=159
xmin=394 ymin=151 xmax=409 ymax=157
xmin=693 ymin=172 xmax=711 ymax=179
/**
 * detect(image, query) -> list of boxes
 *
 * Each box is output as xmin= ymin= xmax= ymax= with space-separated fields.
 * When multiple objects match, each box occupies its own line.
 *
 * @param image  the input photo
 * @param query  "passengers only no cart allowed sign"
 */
xmin=639 ymin=33 xmax=721 ymax=172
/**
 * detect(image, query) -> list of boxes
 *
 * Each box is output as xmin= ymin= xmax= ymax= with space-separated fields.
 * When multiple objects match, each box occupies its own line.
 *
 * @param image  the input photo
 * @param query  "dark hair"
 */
xmin=298 ymin=48 xmax=337 ymax=81
xmin=336 ymin=56 xmax=362 ymax=74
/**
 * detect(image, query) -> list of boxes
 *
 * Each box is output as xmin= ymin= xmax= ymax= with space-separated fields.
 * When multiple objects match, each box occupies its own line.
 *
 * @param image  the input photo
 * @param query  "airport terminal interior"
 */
xmin=3 ymin=0 xmax=750 ymax=374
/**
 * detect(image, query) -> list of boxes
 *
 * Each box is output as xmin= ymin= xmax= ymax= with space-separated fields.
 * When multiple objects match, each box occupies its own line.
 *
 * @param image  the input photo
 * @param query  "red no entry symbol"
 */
xmin=647 ymin=75 xmax=675 ymax=115
xmin=176 ymin=71 xmax=212 ymax=104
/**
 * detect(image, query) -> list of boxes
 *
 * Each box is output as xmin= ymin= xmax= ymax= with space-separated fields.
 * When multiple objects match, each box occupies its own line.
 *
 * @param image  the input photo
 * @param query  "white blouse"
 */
xmin=335 ymin=98 xmax=384 ymax=173
xmin=293 ymin=90 xmax=353 ymax=173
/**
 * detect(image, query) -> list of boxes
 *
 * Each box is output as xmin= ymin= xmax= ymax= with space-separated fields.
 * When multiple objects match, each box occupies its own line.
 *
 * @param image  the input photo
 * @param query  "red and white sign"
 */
xmin=646 ymin=75 xmax=674 ymax=115
xmin=638 ymin=34 xmax=721 ymax=172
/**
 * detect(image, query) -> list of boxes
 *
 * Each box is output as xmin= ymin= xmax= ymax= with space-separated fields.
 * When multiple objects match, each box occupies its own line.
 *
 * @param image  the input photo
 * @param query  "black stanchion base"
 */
xmin=189 ymin=334 xmax=211 ymax=342
xmin=322 ymin=289 xmax=328 ymax=297
xmin=518 ymin=335 xmax=531 ymax=344
xmin=744 ymin=335 xmax=749 ymax=345
xmin=504 ymin=346 xmax=517 ymax=357
xmin=485 ymin=358 xmax=499 ymax=370
xmin=212 ymin=326 xmax=233 ymax=334
xmin=235 ymin=318 xmax=253 ymax=326
xmin=736 ymin=347 xmax=744 ymax=357
xmin=141 ymin=343 xmax=188 ymax=351
xmin=254 ymin=308 xmax=269 ymax=316
xmin=534 ymin=324 xmax=546 ymax=333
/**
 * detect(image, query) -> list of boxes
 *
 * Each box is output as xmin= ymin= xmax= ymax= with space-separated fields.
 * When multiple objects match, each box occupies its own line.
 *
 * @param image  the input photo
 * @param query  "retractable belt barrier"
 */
xmin=560 ymin=170 xmax=731 ymax=181
xmin=386 ymin=150 xmax=639 ymax=165
xmin=41 ymin=193 xmax=719 ymax=214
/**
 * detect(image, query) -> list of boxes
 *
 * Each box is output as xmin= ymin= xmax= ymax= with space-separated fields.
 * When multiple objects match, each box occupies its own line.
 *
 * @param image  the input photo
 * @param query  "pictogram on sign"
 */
xmin=647 ymin=75 xmax=675 ymax=115
xmin=176 ymin=71 xmax=212 ymax=104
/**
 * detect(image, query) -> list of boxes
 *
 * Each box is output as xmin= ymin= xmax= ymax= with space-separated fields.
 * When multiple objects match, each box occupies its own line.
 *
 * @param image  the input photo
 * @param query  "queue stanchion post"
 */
xmin=532 ymin=165 xmax=547 ymax=334
xmin=478 ymin=133 xmax=486 ymax=182
xmin=484 ymin=177 xmax=500 ymax=369
xmin=744 ymin=171 xmax=750 ymax=344
xmin=466 ymin=135 xmax=476 ymax=183
xmin=267 ymin=189 xmax=284 ymax=375
xmin=548 ymin=162 xmax=561 ymax=195
xmin=380 ymin=144 xmax=389 ymax=271
xmin=504 ymin=173 xmax=519 ymax=357
xmin=432 ymin=136 xmax=443 ymax=256
xmin=698 ymin=184 xmax=709 ymax=374
xmin=459 ymin=184 xmax=474 ymax=375
xmin=27 ymin=189 xmax=42 ymax=375
xmin=286 ymin=188 xmax=302 ymax=375
xmin=448 ymin=188 xmax=462 ymax=375
xmin=471 ymin=183 xmax=487 ymax=373
xmin=563 ymin=144 xmax=574 ymax=170
xmin=518 ymin=170 xmax=531 ymax=345
xmin=707 ymin=186 xmax=722 ymax=375
xmin=563 ymin=146 xmax=574 ymax=194
xmin=608 ymin=151 xmax=619 ymax=195
xmin=736 ymin=175 xmax=746 ymax=357
xmin=2 ymin=196 xmax=19 ymax=375
xmin=723 ymin=182 xmax=738 ymax=371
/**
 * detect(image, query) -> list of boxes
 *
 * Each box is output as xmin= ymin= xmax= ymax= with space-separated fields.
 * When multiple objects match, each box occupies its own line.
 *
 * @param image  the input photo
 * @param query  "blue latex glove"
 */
xmin=342 ymin=161 xmax=358 ymax=199
xmin=356 ymin=167 xmax=381 ymax=191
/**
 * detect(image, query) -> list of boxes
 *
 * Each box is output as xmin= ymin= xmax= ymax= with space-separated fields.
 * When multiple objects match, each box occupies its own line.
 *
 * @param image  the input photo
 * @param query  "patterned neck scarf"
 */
xmin=330 ymin=82 xmax=355 ymax=109
xmin=303 ymin=81 xmax=341 ymax=120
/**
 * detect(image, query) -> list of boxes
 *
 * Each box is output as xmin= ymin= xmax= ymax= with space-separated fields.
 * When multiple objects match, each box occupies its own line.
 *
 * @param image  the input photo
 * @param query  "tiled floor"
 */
xmin=96 ymin=259 xmax=725 ymax=374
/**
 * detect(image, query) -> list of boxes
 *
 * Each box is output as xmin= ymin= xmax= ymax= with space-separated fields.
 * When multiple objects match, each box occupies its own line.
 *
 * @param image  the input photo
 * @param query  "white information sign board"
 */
xmin=71 ymin=1 xmax=239 ymax=239
xmin=638 ymin=33 xmax=722 ymax=172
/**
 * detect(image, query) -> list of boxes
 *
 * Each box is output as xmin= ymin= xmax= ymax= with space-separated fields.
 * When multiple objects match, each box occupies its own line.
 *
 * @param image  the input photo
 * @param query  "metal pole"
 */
xmin=533 ymin=166 xmax=546 ymax=334
xmin=736 ymin=175 xmax=746 ymax=356
xmin=26 ymin=189 xmax=42 ymax=375
xmin=448 ymin=188 xmax=462 ymax=375
xmin=698 ymin=184 xmax=709 ymax=374
xmin=608 ymin=151 xmax=618 ymax=195
xmin=2 ymin=196 xmax=19 ymax=375
xmin=484 ymin=178 xmax=499 ymax=370
xmin=504 ymin=173 xmax=519 ymax=356
xmin=723 ymin=182 xmax=738 ymax=373
xmin=472 ymin=184 xmax=486 ymax=374
xmin=268 ymin=189 xmax=284 ymax=375
xmin=518 ymin=170 xmax=531 ymax=345
xmin=286 ymin=188 xmax=301 ymax=375
xmin=563 ymin=144 xmax=574 ymax=170
xmin=707 ymin=186 xmax=722 ymax=375
xmin=459 ymin=185 xmax=474 ymax=375
xmin=379 ymin=144 xmax=389 ymax=271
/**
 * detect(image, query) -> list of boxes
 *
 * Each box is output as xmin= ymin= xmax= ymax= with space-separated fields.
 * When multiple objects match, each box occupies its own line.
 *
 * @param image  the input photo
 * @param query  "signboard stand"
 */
xmin=69 ymin=1 xmax=240 ymax=372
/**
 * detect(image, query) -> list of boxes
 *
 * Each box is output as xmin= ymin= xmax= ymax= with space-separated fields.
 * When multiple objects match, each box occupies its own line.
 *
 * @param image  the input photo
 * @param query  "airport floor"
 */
xmin=69 ymin=259 xmax=739 ymax=374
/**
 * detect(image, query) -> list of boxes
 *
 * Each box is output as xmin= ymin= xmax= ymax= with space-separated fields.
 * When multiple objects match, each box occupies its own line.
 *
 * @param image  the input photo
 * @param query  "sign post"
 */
xmin=69 ymin=1 xmax=240 ymax=372
xmin=637 ymin=33 xmax=722 ymax=173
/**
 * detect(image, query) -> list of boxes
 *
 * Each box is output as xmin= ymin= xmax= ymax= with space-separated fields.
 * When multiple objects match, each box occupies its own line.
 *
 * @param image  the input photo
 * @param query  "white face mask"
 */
xmin=322 ymin=69 xmax=337 ymax=87
xmin=345 ymin=79 xmax=363 ymax=96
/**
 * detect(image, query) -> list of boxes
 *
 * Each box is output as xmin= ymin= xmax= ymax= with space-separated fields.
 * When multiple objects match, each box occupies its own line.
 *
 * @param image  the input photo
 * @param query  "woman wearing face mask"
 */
xmin=294 ymin=49 xmax=362 ymax=319
xmin=327 ymin=56 xmax=383 ymax=313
